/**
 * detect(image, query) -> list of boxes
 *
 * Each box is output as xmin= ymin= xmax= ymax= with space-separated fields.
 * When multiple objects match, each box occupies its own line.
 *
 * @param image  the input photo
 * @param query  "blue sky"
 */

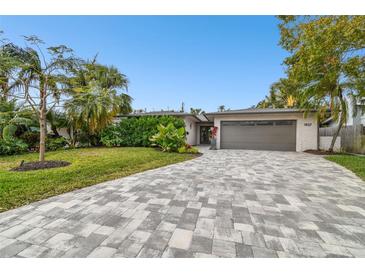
xmin=0 ymin=16 xmax=287 ymax=112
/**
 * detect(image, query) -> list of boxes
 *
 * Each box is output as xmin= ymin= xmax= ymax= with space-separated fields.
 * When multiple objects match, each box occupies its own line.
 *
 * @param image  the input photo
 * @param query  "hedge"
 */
xmin=100 ymin=116 xmax=186 ymax=147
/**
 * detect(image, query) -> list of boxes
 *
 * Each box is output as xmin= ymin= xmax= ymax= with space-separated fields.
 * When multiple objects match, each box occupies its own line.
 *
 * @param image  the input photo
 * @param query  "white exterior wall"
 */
xmin=319 ymin=136 xmax=341 ymax=152
xmin=213 ymin=113 xmax=318 ymax=152
xmin=184 ymin=117 xmax=197 ymax=145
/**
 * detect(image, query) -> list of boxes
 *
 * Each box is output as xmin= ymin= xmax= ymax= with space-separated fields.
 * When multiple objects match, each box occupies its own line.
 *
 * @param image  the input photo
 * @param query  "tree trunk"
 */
xmin=328 ymin=115 xmax=343 ymax=152
xmin=328 ymin=90 xmax=346 ymax=153
xmin=39 ymin=90 xmax=47 ymax=162
xmin=51 ymin=125 xmax=59 ymax=137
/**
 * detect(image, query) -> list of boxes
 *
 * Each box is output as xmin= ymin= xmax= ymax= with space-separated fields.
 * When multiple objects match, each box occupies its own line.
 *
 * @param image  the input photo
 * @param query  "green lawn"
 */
xmin=0 ymin=147 xmax=195 ymax=212
xmin=325 ymin=154 xmax=365 ymax=181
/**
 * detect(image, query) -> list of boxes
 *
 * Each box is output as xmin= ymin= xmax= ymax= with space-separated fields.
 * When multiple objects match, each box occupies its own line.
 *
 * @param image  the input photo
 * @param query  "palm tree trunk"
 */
xmin=328 ymin=115 xmax=343 ymax=152
xmin=328 ymin=90 xmax=346 ymax=153
xmin=39 ymin=90 xmax=47 ymax=162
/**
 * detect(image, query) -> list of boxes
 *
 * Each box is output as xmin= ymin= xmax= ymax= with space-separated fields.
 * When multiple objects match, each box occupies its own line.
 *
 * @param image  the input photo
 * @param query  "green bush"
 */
xmin=0 ymin=138 xmax=28 ymax=155
xmin=178 ymin=145 xmax=199 ymax=154
xmin=46 ymin=136 xmax=68 ymax=151
xmin=150 ymin=123 xmax=186 ymax=152
xmin=19 ymin=131 xmax=40 ymax=149
xmin=101 ymin=116 xmax=186 ymax=147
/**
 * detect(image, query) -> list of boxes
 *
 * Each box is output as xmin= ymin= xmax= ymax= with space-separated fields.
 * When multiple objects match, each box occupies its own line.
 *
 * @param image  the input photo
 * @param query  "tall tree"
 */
xmin=65 ymin=62 xmax=132 ymax=143
xmin=3 ymin=36 xmax=79 ymax=161
xmin=217 ymin=105 xmax=226 ymax=112
xmin=190 ymin=107 xmax=204 ymax=115
xmin=256 ymin=78 xmax=303 ymax=109
xmin=278 ymin=16 xmax=365 ymax=151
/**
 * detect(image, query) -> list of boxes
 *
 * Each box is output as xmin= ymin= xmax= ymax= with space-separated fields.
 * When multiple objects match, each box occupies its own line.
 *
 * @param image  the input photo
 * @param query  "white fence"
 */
xmin=319 ymin=136 xmax=341 ymax=152
xmin=319 ymin=125 xmax=365 ymax=154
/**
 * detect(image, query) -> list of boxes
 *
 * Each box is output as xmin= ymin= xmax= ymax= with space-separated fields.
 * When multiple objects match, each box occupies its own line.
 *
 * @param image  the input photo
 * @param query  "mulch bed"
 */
xmin=11 ymin=160 xmax=71 ymax=172
xmin=304 ymin=149 xmax=338 ymax=155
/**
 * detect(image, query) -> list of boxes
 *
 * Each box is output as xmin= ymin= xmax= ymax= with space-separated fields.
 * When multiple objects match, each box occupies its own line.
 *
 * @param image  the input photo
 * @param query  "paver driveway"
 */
xmin=1 ymin=149 xmax=365 ymax=258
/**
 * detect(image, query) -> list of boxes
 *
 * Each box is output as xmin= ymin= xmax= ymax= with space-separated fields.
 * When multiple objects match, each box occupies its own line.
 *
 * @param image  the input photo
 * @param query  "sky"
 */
xmin=0 ymin=16 xmax=287 ymax=112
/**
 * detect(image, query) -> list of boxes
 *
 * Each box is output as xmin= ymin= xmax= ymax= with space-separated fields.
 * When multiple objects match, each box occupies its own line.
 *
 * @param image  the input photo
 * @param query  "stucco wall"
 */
xmin=319 ymin=136 xmax=341 ymax=152
xmin=213 ymin=112 xmax=318 ymax=152
xmin=184 ymin=117 xmax=197 ymax=145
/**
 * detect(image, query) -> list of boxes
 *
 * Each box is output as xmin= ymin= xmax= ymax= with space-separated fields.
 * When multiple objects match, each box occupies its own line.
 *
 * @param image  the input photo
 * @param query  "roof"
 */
xmin=205 ymin=108 xmax=316 ymax=116
xmin=117 ymin=111 xmax=203 ymax=122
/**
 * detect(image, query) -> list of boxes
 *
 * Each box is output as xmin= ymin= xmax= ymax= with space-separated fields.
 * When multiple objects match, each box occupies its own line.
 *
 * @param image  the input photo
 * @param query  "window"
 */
xmin=255 ymin=121 xmax=274 ymax=126
xmin=275 ymin=120 xmax=295 ymax=126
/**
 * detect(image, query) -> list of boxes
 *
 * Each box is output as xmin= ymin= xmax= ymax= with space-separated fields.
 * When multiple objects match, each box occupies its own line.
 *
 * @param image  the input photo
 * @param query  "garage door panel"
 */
xmin=221 ymin=120 xmax=296 ymax=151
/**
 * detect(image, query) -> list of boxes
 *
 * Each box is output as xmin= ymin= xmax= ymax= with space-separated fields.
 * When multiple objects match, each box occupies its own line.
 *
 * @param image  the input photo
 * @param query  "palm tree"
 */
xmin=7 ymin=36 xmax=79 ymax=161
xmin=65 ymin=62 xmax=132 ymax=144
xmin=218 ymin=105 xmax=225 ymax=112
xmin=190 ymin=108 xmax=204 ymax=115
xmin=0 ymin=99 xmax=35 ymax=139
xmin=256 ymin=79 xmax=302 ymax=109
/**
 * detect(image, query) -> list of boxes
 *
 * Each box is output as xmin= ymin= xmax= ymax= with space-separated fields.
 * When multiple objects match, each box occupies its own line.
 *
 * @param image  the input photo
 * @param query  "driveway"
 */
xmin=0 ymin=149 xmax=365 ymax=258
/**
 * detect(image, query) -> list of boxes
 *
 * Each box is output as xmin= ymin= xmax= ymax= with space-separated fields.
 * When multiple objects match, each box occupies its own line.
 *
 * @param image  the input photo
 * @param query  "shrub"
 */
xmin=178 ymin=144 xmax=199 ymax=154
xmin=100 ymin=116 xmax=186 ymax=147
xmin=0 ymin=138 xmax=28 ymax=155
xmin=150 ymin=123 xmax=186 ymax=152
xmin=46 ymin=136 xmax=68 ymax=151
xmin=19 ymin=131 xmax=40 ymax=149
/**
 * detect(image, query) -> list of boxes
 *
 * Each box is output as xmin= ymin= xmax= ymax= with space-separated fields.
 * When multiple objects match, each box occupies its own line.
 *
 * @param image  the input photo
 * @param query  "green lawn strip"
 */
xmin=325 ymin=154 xmax=365 ymax=181
xmin=0 ymin=147 xmax=195 ymax=212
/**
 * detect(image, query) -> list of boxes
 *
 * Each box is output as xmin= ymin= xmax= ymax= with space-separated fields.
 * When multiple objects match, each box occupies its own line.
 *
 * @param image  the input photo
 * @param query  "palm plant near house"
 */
xmin=65 ymin=62 xmax=132 ymax=145
xmin=277 ymin=16 xmax=365 ymax=152
xmin=0 ymin=99 xmax=35 ymax=140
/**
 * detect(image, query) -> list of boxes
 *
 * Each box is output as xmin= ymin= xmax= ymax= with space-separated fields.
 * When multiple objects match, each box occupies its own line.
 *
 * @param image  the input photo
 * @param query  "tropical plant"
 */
xmin=1 ymin=35 xmax=79 ymax=161
xmin=178 ymin=144 xmax=199 ymax=154
xmin=150 ymin=123 xmax=186 ymax=152
xmin=0 ymin=138 xmax=28 ymax=155
xmin=190 ymin=108 xmax=204 ymax=115
xmin=0 ymin=99 xmax=35 ymax=140
xmin=277 ymin=16 xmax=365 ymax=152
xmin=46 ymin=136 xmax=68 ymax=151
xmin=217 ymin=105 xmax=226 ymax=112
xmin=256 ymin=78 xmax=304 ymax=109
xmin=65 ymin=62 xmax=132 ymax=143
xmin=46 ymin=110 xmax=68 ymax=137
xmin=100 ymin=116 xmax=185 ymax=147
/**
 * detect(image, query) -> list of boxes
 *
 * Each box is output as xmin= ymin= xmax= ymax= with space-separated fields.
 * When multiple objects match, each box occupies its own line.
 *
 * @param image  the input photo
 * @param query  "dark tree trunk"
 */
xmin=328 ymin=90 xmax=346 ymax=153
xmin=39 ymin=89 xmax=47 ymax=162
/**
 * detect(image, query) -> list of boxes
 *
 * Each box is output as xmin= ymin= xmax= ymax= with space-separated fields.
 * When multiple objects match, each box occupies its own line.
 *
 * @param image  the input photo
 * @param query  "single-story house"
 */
xmin=120 ymin=108 xmax=318 ymax=152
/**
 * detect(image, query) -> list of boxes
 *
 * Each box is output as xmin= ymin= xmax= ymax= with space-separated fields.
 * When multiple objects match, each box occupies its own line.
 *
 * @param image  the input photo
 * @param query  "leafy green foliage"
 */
xmin=178 ymin=145 xmax=199 ymax=154
xmin=273 ymin=16 xmax=365 ymax=151
xmin=100 ymin=116 xmax=185 ymax=147
xmin=19 ymin=131 xmax=39 ymax=149
xmin=2 ymin=124 xmax=17 ymax=140
xmin=65 ymin=62 xmax=132 ymax=137
xmin=0 ymin=138 xmax=28 ymax=155
xmin=150 ymin=123 xmax=186 ymax=152
xmin=46 ymin=137 xmax=68 ymax=151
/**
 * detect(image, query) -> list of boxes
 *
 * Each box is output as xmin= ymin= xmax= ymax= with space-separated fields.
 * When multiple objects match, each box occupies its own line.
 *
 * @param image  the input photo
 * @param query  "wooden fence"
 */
xmin=319 ymin=125 xmax=365 ymax=154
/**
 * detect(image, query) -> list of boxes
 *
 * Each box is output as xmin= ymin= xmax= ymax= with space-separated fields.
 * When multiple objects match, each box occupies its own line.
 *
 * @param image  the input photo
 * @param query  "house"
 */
xmin=121 ymin=108 xmax=318 ymax=152
xmin=321 ymin=96 xmax=365 ymax=127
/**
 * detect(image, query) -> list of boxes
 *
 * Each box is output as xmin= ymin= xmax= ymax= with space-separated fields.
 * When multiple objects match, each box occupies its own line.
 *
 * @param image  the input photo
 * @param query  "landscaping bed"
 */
xmin=11 ymin=160 xmax=71 ymax=172
xmin=0 ymin=147 xmax=196 ymax=212
xmin=304 ymin=149 xmax=340 ymax=155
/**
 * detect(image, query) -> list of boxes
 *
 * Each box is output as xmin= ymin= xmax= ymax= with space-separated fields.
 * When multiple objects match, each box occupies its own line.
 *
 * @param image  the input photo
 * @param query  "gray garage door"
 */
xmin=221 ymin=120 xmax=296 ymax=151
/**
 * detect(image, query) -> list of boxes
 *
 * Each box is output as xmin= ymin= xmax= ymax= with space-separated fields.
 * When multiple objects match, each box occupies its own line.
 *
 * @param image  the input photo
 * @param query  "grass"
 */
xmin=325 ymin=154 xmax=365 ymax=181
xmin=0 ymin=147 xmax=196 ymax=212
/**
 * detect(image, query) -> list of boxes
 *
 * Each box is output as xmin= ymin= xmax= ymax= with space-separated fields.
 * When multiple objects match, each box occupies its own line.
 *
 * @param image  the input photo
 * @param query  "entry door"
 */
xmin=200 ymin=126 xmax=211 ymax=144
xmin=221 ymin=120 xmax=296 ymax=151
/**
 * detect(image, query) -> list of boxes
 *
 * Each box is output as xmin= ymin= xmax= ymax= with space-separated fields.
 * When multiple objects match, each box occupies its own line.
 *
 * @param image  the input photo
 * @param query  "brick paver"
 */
xmin=0 ymin=149 xmax=365 ymax=257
